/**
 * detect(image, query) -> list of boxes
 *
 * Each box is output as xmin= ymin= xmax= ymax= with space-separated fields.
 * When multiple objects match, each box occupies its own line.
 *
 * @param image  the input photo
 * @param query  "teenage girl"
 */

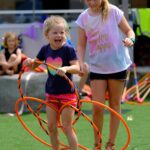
xmin=76 ymin=0 xmax=135 ymax=149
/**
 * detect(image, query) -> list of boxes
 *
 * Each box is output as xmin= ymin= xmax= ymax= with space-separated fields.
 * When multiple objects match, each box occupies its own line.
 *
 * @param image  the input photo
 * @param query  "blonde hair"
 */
xmin=3 ymin=32 xmax=19 ymax=48
xmin=43 ymin=15 xmax=70 ymax=38
xmin=101 ymin=0 xmax=109 ymax=21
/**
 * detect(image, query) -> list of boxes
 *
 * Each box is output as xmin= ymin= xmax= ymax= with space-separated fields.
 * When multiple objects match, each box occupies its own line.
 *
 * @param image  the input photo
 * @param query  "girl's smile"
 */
xmin=46 ymin=24 xmax=66 ymax=50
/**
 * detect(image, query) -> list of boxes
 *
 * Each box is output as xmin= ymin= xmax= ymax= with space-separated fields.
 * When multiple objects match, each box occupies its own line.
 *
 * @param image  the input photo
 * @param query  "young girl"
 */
xmin=0 ymin=32 xmax=22 ymax=75
xmin=76 ymin=0 xmax=135 ymax=149
xmin=24 ymin=15 xmax=80 ymax=150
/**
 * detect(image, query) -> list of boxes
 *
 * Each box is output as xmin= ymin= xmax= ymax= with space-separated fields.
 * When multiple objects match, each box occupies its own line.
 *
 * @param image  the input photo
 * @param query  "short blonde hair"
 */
xmin=3 ymin=32 xmax=19 ymax=48
xmin=43 ymin=15 xmax=70 ymax=38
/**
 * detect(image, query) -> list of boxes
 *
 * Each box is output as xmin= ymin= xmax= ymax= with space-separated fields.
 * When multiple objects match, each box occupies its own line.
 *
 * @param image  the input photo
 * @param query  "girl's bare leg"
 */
xmin=46 ymin=106 xmax=60 ymax=150
xmin=8 ymin=54 xmax=18 ymax=73
xmin=61 ymin=107 xmax=78 ymax=150
xmin=5 ymin=69 xmax=14 ymax=75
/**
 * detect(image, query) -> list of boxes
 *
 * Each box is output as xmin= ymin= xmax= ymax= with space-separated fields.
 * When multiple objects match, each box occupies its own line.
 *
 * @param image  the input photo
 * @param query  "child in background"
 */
xmin=24 ymin=15 xmax=80 ymax=150
xmin=76 ymin=0 xmax=135 ymax=149
xmin=0 ymin=32 xmax=22 ymax=75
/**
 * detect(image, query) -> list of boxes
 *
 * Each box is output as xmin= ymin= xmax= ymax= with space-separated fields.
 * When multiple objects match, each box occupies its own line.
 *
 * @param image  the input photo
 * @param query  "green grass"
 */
xmin=0 ymin=99 xmax=150 ymax=150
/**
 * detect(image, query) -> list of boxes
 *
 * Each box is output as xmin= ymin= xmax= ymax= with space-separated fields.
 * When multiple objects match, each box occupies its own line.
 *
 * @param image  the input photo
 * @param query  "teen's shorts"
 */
xmin=90 ymin=70 xmax=127 ymax=80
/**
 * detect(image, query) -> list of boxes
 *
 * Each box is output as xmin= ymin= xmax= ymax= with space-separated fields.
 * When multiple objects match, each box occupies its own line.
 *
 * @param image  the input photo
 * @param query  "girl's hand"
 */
xmin=23 ymin=58 xmax=34 ymax=68
xmin=56 ymin=67 xmax=67 ymax=76
xmin=123 ymin=38 xmax=135 ymax=47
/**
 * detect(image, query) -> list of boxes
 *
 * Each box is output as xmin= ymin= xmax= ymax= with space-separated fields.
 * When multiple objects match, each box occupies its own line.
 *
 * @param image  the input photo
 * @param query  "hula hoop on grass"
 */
xmin=16 ymin=97 xmax=131 ymax=150
xmin=16 ymin=97 xmax=95 ymax=150
xmin=16 ymin=97 xmax=59 ymax=148
xmin=59 ymin=99 xmax=131 ymax=150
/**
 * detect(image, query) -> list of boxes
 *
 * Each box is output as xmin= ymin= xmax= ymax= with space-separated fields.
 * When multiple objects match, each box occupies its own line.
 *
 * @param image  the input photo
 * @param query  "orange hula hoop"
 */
xmin=16 ymin=61 xmax=131 ymax=149
xmin=18 ymin=60 xmax=81 ymax=116
xmin=16 ymin=97 xmax=95 ymax=150
xmin=16 ymin=61 xmax=86 ymax=149
xmin=59 ymin=99 xmax=131 ymax=150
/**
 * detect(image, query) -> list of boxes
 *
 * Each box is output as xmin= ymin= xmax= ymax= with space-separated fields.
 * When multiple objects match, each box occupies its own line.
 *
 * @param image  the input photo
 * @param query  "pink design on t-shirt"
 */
xmin=46 ymin=57 xmax=62 ymax=75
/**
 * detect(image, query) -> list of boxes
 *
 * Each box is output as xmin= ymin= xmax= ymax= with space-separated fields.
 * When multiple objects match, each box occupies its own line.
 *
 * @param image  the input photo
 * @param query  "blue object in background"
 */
xmin=67 ymin=39 xmax=75 ymax=48
xmin=0 ymin=44 xmax=4 ymax=52
xmin=0 ymin=45 xmax=2 ymax=52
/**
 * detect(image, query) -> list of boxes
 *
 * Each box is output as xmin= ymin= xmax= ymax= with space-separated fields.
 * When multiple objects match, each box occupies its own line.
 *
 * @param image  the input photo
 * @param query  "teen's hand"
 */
xmin=78 ymin=63 xmax=85 ymax=77
xmin=123 ymin=38 xmax=135 ymax=47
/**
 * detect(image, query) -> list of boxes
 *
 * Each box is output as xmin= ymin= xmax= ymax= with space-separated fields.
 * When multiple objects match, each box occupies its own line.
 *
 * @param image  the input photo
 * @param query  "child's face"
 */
xmin=84 ymin=0 xmax=102 ymax=11
xmin=7 ymin=37 xmax=16 ymax=49
xmin=46 ymin=24 xmax=66 ymax=50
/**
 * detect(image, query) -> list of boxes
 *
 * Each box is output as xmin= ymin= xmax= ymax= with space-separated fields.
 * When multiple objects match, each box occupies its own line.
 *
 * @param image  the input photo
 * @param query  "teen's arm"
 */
xmin=119 ymin=16 xmax=135 ymax=47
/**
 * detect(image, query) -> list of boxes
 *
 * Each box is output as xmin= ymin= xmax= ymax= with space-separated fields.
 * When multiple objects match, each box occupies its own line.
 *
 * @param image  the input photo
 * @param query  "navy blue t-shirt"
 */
xmin=36 ymin=43 xmax=78 ymax=94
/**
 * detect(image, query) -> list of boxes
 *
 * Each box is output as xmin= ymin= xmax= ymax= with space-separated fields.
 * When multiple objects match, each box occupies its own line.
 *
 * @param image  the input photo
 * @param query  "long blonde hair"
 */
xmin=101 ymin=0 xmax=109 ymax=21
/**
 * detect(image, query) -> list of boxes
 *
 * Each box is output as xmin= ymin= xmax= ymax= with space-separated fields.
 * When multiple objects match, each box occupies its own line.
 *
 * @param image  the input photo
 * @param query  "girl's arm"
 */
xmin=23 ymin=58 xmax=41 ymax=70
xmin=77 ymin=26 xmax=87 ymax=64
xmin=56 ymin=60 xmax=80 ymax=76
xmin=76 ymin=26 xmax=87 ymax=74
xmin=119 ymin=16 xmax=135 ymax=47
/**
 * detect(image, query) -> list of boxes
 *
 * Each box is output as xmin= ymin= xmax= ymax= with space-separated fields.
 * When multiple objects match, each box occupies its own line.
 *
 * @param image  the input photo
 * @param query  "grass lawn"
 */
xmin=0 ymin=98 xmax=150 ymax=150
